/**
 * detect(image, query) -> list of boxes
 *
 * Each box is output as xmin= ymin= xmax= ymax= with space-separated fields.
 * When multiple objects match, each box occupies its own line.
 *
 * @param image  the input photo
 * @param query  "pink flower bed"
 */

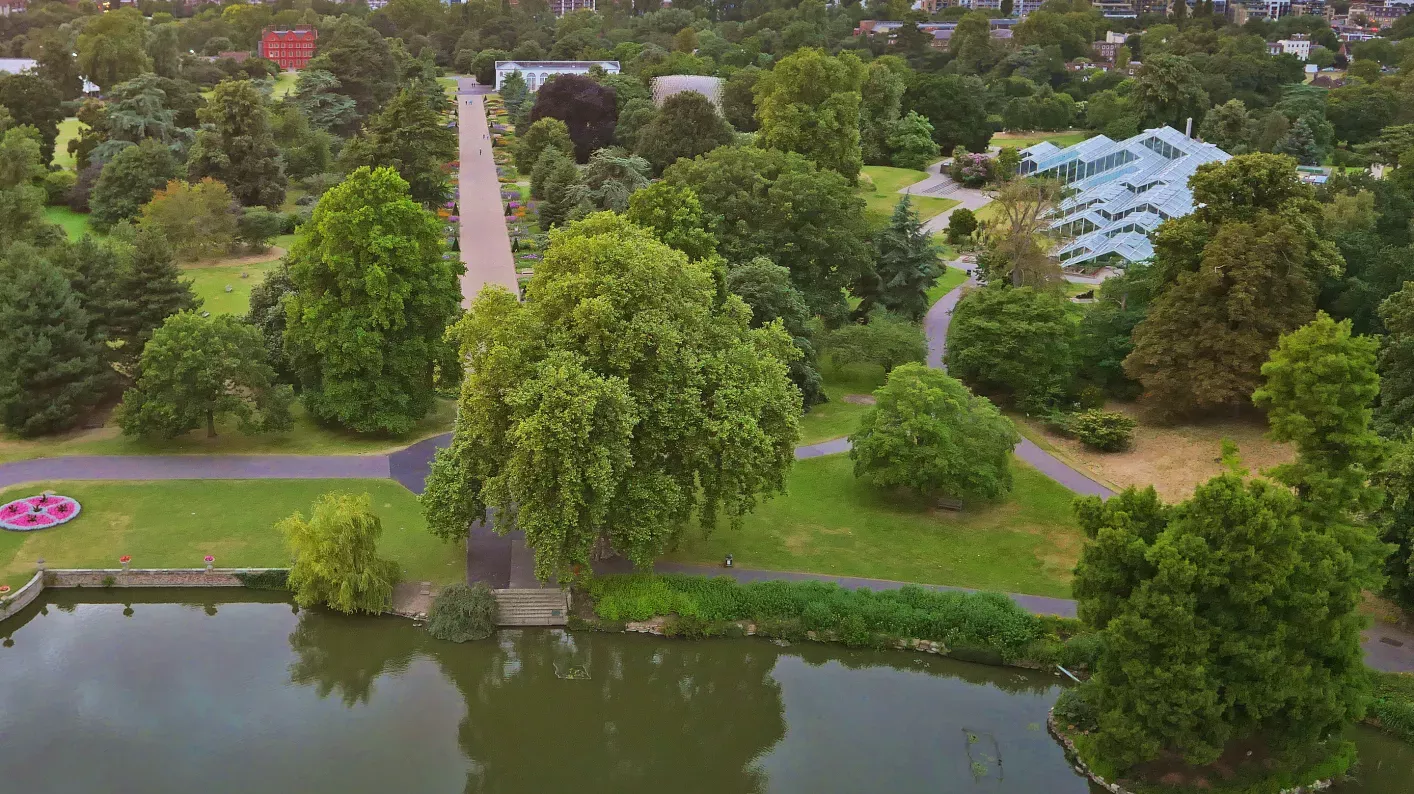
xmin=0 ymin=494 xmax=82 ymax=531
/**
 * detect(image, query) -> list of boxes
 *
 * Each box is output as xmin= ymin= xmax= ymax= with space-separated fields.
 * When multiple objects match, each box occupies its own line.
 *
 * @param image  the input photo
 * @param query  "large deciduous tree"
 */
xmin=76 ymin=8 xmax=151 ymax=91
xmin=422 ymin=213 xmax=801 ymax=582
xmin=0 ymin=72 xmax=64 ymax=165
xmin=946 ymin=285 xmax=1076 ymax=412
xmin=116 ymin=312 xmax=292 ymax=439
xmin=726 ymin=257 xmax=825 ymax=408
xmin=753 ymin=47 xmax=865 ymax=180
xmin=304 ymin=19 xmax=397 ymax=122
xmin=1133 ymin=53 xmax=1210 ymax=130
xmin=663 ymin=146 xmax=872 ymax=321
xmin=514 ymin=116 xmax=575 ymax=175
xmin=634 ymin=90 xmax=734 ymax=174
xmin=529 ymin=73 xmax=617 ymax=162
xmin=624 ymin=181 xmax=718 ymax=262
xmin=903 ymin=73 xmax=992 ymax=154
xmin=340 ymin=88 xmax=457 ymax=206
xmin=138 ymin=179 xmax=240 ymax=261
xmin=0 ymin=252 xmax=109 ymax=437
xmin=284 ymin=167 xmax=463 ymax=434
xmin=1376 ymin=284 xmax=1414 ymax=438
xmin=187 ymin=80 xmax=285 ymax=209
xmin=850 ymin=364 xmax=1019 ymax=501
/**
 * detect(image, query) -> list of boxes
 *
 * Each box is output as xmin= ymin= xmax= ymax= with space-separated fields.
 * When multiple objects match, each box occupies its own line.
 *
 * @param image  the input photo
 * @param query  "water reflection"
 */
xmin=0 ymin=591 xmax=1408 ymax=794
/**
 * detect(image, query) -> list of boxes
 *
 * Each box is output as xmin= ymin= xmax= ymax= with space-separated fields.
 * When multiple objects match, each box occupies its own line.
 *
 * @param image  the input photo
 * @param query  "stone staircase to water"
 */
xmin=494 ymin=588 xmax=569 ymax=627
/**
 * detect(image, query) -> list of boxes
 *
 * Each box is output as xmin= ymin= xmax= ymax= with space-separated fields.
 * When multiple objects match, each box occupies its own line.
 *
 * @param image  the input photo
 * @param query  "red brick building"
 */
xmin=258 ymin=27 xmax=317 ymax=71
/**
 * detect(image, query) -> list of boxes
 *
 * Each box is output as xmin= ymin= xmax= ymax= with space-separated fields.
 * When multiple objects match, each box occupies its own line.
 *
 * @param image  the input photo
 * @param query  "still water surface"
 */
xmin=0 ymin=591 xmax=1409 ymax=794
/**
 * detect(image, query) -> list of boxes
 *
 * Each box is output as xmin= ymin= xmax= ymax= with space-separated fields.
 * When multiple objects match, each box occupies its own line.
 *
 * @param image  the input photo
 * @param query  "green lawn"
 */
xmin=668 ymin=453 xmax=1084 ymax=598
xmin=52 ymin=116 xmax=85 ymax=169
xmin=186 ymin=260 xmax=280 ymax=315
xmin=44 ymin=206 xmax=98 ymax=240
xmin=798 ymin=360 xmax=888 ymax=445
xmin=0 ymin=479 xmax=466 ymax=591
xmin=860 ymin=165 xmax=959 ymax=224
xmin=991 ymin=130 xmax=1092 ymax=151
xmin=926 ymin=266 xmax=968 ymax=306
xmin=271 ymin=71 xmax=299 ymax=98
xmin=0 ymin=399 xmax=457 ymax=465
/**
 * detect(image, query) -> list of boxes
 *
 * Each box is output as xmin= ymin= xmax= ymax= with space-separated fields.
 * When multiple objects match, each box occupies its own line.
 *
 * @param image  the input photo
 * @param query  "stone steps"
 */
xmin=493 ymin=588 xmax=569 ymax=626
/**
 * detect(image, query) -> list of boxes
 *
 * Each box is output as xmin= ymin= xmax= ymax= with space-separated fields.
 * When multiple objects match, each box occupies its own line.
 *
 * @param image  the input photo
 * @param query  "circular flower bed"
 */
xmin=0 ymin=494 xmax=82 ymax=531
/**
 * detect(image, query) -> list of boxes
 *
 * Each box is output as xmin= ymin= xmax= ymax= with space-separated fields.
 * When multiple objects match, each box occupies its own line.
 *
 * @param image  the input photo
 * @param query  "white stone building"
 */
xmin=495 ymin=61 xmax=620 ymax=92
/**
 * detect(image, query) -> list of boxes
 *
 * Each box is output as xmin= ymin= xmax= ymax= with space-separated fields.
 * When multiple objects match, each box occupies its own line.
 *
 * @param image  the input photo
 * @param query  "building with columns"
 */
xmin=494 ymin=60 xmax=620 ymax=91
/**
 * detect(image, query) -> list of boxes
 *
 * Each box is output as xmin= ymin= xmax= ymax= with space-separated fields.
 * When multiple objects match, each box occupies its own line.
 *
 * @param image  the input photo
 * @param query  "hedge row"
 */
xmin=588 ymin=574 xmax=1049 ymax=658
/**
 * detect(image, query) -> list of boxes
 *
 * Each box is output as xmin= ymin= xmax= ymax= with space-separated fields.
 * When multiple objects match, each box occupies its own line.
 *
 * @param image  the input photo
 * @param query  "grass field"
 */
xmin=860 ymin=165 xmax=959 ymax=223
xmin=925 ymin=266 xmax=968 ymax=306
xmin=0 ymin=479 xmax=466 ymax=591
xmin=0 ymin=399 xmax=457 ymax=465
xmin=52 ymin=116 xmax=85 ymax=169
xmin=185 ymin=260 xmax=280 ymax=315
xmin=668 ymin=453 xmax=1084 ymax=597
xmin=991 ymin=130 xmax=1092 ymax=151
xmin=44 ymin=206 xmax=98 ymax=240
xmin=271 ymin=71 xmax=299 ymax=98
xmin=797 ymin=360 xmax=888 ymax=445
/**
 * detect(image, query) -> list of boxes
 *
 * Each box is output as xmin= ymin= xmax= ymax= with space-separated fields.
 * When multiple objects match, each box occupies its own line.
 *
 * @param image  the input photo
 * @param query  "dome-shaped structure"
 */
xmin=650 ymin=75 xmax=725 ymax=110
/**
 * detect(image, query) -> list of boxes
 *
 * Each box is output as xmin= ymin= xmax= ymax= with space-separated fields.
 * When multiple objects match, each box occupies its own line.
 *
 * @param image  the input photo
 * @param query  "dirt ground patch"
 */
xmin=1020 ymin=403 xmax=1294 ymax=502
xmin=840 ymin=394 xmax=877 ymax=405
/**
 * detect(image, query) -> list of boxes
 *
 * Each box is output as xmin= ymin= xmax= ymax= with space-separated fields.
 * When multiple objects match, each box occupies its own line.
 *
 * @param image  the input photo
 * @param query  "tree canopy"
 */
xmin=422 ymin=213 xmax=801 ymax=583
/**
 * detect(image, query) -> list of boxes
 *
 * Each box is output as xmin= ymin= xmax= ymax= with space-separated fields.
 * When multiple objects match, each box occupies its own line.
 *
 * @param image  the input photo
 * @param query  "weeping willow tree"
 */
xmin=281 ymin=492 xmax=399 ymax=615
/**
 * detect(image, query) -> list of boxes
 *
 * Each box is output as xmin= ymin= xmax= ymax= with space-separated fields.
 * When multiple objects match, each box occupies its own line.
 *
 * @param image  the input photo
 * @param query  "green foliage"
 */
xmin=1377 ymin=283 xmax=1414 ymax=438
xmin=187 ymin=79 xmax=286 ymax=209
xmin=754 ymin=47 xmax=865 ymax=180
xmin=289 ymin=70 xmax=359 ymax=135
xmin=340 ymin=88 xmax=457 ymax=206
xmin=577 ymin=148 xmax=650 ymax=212
xmin=110 ymin=227 xmax=202 ymax=360
xmin=281 ymin=491 xmax=400 ymax=615
xmin=903 ymin=73 xmax=992 ymax=154
xmin=1074 ymin=263 xmax=1156 ymax=399
xmin=824 ymin=312 xmax=926 ymax=374
xmin=946 ymin=208 xmax=978 ymax=246
xmin=536 ymin=151 xmax=584 ymax=229
xmin=588 ymin=574 xmax=1043 ymax=657
xmin=946 ymin=285 xmax=1076 ymax=412
xmin=284 ymin=166 xmax=464 ymax=434
xmin=0 ymin=251 xmax=109 ymax=437
xmin=859 ymin=57 xmax=908 ymax=166
xmin=726 ymin=257 xmax=825 ymax=408
xmin=76 ymin=8 xmax=151 ymax=90
xmin=664 ymin=146 xmax=872 ymax=320
xmin=233 ymin=569 xmax=290 ymax=590
xmin=1133 ymin=53 xmax=1209 ymax=130
xmin=1375 ymin=437 xmax=1414 ymax=610
xmin=1074 ymin=473 xmax=1373 ymax=771
xmin=89 ymin=139 xmax=180 ymax=231
xmin=116 ymin=312 xmax=293 ymax=439
xmin=0 ymin=126 xmax=45 ymax=189
xmin=0 ymin=73 xmax=64 ymax=166
xmin=850 ymin=363 xmax=1019 ymax=501
xmin=887 ymin=111 xmax=940 ymax=171
xmin=1050 ymin=410 xmax=1136 ymax=452
xmin=515 ymin=116 xmax=574 ymax=175
xmin=304 ymin=18 xmax=397 ymax=123
xmin=624 ymin=181 xmax=718 ymax=262
xmin=859 ymin=195 xmax=940 ymax=322
xmin=1368 ymin=671 xmax=1414 ymax=743
xmin=1053 ymin=681 xmax=1100 ymax=731
xmin=720 ymin=66 xmax=761 ymax=132
xmin=423 ymin=214 xmax=801 ymax=583
xmin=634 ymin=90 xmax=734 ymax=174
xmin=426 ymin=582 xmax=500 ymax=642
xmin=138 ymin=178 xmax=239 ymax=261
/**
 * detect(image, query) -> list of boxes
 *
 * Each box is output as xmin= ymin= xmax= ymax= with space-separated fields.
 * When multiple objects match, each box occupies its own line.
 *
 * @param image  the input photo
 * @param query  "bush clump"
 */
xmin=588 ymin=575 xmax=1043 ymax=658
xmin=1369 ymin=671 xmax=1414 ymax=743
xmin=1049 ymin=409 xmax=1137 ymax=452
xmin=426 ymin=582 xmax=500 ymax=643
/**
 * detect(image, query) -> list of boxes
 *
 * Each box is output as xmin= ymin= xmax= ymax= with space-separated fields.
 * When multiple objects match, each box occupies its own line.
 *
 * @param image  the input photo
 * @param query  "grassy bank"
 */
xmin=185 ymin=259 xmax=280 ymax=315
xmin=0 ymin=478 xmax=464 ymax=591
xmin=0 ymin=399 xmax=456 ymax=465
xmin=1370 ymin=670 xmax=1414 ymax=744
xmin=860 ymin=165 xmax=959 ymax=223
xmin=667 ymin=452 xmax=1084 ymax=598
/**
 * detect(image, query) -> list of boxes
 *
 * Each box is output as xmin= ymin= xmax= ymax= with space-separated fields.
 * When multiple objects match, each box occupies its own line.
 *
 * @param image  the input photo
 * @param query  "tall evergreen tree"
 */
xmin=113 ymin=228 xmax=202 ymax=358
xmin=48 ymin=235 xmax=125 ymax=349
xmin=860 ymin=195 xmax=941 ymax=322
xmin=0 ymin=251 xmax=110 ymax=437
xmin=340 ymin=88 xmax=457 ymax=206
xmin=88 ymin=139 xmax=180 ymax=231
xmin=187 ymin=79 xmax=286 ymax=208
xmin=537 ymin=155 xmax=584 ymax=230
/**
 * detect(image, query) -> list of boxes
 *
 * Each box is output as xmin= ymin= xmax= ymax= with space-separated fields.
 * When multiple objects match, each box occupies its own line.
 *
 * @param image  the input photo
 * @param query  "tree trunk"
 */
xmin=207 ymin=410 xmax=217 ymax=438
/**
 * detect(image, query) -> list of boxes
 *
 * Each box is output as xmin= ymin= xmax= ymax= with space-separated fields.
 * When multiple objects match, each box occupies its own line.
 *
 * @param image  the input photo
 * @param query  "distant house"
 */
xmin=258 ymin=27 xmax=317 ymax=71
xmin=1019 ymin=127 xmax=1231 ymax=268
xmin=494 ymin=60 xmax=620 ymax=91
xmin=0 ymin=0 xmax=26 ymax=16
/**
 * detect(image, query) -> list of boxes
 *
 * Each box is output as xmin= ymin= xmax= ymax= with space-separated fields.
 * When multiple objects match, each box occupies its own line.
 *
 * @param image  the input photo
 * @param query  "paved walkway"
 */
xmin=454 ymin=79 xmax=518 ymax=305
xmin=0 ymin=454 xmax=391 ymax=489
xmin=902 ymin=160 xmax=993 ymax=235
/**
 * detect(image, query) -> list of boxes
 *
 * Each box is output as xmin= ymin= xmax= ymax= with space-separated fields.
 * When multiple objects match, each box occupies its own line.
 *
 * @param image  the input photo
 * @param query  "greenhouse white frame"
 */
xmin=1017 ymin=126 xmax=1231 ymax=267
